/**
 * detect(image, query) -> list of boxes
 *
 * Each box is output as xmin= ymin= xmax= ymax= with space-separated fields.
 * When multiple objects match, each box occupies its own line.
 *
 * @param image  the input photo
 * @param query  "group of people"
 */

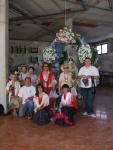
xmin=6 ymin=57 xmax=99 ymax=127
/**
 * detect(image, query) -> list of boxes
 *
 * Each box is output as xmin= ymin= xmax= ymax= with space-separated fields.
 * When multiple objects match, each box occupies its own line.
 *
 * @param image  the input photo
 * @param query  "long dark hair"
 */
xmin=35 ymin=83 xmax=44 ymax=97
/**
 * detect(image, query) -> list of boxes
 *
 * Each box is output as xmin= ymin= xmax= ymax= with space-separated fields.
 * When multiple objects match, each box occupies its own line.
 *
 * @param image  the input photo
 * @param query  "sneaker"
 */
xmin=88 ymin=114 xmax=96 ymax=118
xmin=83 ymin=112 xmax=88 ymax=116
xmin=28 ymin=116 xmax=32 ymax=120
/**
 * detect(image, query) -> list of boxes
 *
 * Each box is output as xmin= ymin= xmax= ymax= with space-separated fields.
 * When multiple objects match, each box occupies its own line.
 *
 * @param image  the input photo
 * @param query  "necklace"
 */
xmin=64 ymin=73 xmax=68 ymax=82
xmin=43 ymin=72 xmax=49 ymax=82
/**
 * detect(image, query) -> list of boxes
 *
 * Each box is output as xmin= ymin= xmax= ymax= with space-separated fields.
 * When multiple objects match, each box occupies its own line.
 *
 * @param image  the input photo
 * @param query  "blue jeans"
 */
xmin=81 ymin=88 xmax=95 ymax=114
xmin=19 ymin=100 xmax=34 ymax=118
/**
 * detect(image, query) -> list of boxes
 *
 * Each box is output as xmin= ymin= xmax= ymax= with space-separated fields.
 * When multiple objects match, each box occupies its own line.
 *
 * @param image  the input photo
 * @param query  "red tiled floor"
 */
xmin=0 ymin=87 xmax=113 ymax=150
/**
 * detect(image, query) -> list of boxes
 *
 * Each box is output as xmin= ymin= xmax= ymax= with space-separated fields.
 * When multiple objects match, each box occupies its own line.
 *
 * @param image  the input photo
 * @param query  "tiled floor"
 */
xmin=0 ymin=87 xmax=113 ymax=150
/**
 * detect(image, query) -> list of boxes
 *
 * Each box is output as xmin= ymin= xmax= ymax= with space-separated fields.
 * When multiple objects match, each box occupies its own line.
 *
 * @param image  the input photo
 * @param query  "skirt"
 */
xmin=54 ymin=106 xmax=76 ymax=126
xmin=33 ymin=107 xmax=50 ymax=125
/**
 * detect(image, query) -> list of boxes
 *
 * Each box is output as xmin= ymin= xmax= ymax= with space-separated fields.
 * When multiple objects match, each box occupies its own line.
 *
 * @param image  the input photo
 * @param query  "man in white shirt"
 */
xmin=18 ymin=77 xmax=36 ymax=119
xmin=78 ymin=58 xmax=99 ymax=118
xmin=19 ymin=65 xmax=29 ymax=86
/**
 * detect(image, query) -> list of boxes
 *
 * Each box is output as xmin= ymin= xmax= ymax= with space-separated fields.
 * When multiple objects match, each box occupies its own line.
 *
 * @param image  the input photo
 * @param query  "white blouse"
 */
xmin=60 ymin=92 xmax=72 ymax=107
xmin=59 ymin=72 xmax=72 ymax=88
xmin=6 ymin=80 xmax=20 ymax=96
xmin=6 ymin=80 xmax=20 ymax=104
xmin=33 ymin=92 xmax=49 ymax=112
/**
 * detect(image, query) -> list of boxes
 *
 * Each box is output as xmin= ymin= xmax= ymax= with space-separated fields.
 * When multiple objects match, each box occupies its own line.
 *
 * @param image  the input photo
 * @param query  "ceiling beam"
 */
xmin=32 ymin=0 xmax=48 ymax=14
xmin=62 ymin=0 xmax=113 ymax=11
xmin=9 ymin=9 xmax=85 ymax=22
xmin=9 ymin=3 xmax=30 ymax=17
xmin=51 ymin=0 xmax=63 ymax=11
xmin=9 ymin=3 xmax=37 ymax=24
xmin=73 ymin=21 xmax=98 ymax=28
xmin=78 ymin=0 xmax=87 ymax=10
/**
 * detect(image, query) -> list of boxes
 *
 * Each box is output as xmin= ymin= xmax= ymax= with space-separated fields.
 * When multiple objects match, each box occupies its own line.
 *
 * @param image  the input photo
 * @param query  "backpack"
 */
xmin=0 ymin=104 xmax=4 ymax=116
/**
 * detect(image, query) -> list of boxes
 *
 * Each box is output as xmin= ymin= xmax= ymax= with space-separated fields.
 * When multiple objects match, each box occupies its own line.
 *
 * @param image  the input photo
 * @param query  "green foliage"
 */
xmin=91 ymin=46 xmax=98 ymax=67
xmin=59 ymin=51 xmax=68 ymax=66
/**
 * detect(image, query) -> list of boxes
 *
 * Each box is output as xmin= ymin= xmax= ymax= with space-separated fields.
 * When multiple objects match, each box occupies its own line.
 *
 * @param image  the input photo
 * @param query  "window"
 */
xmin=97 ymin=43 xmax=108 ymax=54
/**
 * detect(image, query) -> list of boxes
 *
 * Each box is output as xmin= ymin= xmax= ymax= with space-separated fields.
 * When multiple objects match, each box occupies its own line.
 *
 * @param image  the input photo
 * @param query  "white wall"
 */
xmin=98 ymin=53 xmax=113 ymax=72
xmin=9 ymin=40 xmax=50 ymax=67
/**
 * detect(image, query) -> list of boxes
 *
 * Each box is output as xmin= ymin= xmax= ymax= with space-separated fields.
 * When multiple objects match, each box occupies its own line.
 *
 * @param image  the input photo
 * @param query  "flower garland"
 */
xmin=78 ymin=44 xmax=92 ymax=63
xmin=43 ymin=46 xmax=56 ymax=63
xmin=55 ymin=26 xmax=76 ymax=44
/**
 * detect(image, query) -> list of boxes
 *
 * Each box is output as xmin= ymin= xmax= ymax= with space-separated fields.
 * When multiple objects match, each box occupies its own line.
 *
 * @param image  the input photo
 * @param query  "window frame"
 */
xmin=96 ymin=43 xmax=108 ymax=55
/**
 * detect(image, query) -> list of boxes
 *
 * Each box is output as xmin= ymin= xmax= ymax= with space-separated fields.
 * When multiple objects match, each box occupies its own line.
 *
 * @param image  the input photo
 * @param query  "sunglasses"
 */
xmin=63 ymin=67 xmax=69 ymax=69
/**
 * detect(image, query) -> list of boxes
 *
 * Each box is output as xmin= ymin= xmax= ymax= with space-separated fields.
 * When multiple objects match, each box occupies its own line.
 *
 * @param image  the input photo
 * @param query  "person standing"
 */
xmin=18 ymin=77 xmax=36 ymax=119
xmin=78 ymin=58 xmax=99 ymax=118
xmin=34 ymin=63 xmax=41 ymax=77
xmin=59 ymin=63 xmax=73 ymax=93
xmin=6 ymin=74 xmax=20 ymax=115
xmin=38 ymin=63 xmax=57 ymax=95
xmin=28 ymin=66 xmax=37 ymax=86
xmin=19 ymin=65 xmax=29 ymax=86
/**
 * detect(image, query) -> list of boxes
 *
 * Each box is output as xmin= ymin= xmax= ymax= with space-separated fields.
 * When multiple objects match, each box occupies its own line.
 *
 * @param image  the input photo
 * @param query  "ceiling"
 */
xmin=9 ymin=0 xmax=113 ymax=43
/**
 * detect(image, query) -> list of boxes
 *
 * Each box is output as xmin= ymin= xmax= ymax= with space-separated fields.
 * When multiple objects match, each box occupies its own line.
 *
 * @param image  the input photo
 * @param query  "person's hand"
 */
xmin=27 ymin=96 xmax=33 ymax=101
xmin=81 ymin=75 xmax=87 ymax=79
xmin=19 ymin=103 xmax=23 ymax=108
xmin=87 ymin=75 xmax=91 ymax=79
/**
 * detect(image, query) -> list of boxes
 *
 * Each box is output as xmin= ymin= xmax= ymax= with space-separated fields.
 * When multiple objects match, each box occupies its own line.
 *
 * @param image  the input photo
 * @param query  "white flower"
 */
xmin=78 ymin=44 xmax=92 ymax=63
xmin=54 ymin=27 xmax=77 ymax=44
xmin=43 ymin=46 xmax=56 ymax=63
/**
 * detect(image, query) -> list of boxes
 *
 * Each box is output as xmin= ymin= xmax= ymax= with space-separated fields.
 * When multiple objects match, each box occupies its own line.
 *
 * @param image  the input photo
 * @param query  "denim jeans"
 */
xmin=81 ymin=88 xmax=95 ymax=114
xmin=19 ymin=100 xmax=34 ymax=118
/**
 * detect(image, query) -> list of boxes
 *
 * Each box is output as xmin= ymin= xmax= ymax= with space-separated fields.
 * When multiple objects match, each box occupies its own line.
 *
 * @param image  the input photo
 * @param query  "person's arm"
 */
xmin=33 ymin=97 xmax=39 ymax=112
xmin=19 ymin=97 xmax=23 ymax=108
xmin=6 ymin=82 xmax=11 ymax=95
xmin=18 ymin=88 xmax=23 ymax=107
xmin=92 ymin=67 xmax=100 ymax=80
xmin=15 ymin=82 xmax=21 ymax=96
xmin=58 ymin=74 xmax=62 ymax=93
xmin=78 ymin=68 xmax=87 ymax=79
xmin=27 ymin=87 xmax=36 ymax=101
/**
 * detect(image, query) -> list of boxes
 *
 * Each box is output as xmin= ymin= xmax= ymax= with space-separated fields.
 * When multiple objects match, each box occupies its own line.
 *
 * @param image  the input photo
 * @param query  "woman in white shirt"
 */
xmin=33 ymin=84 xmax=50 ymax=125
xmin=54 ymin=84 xmax=78 ymax=126
xmin=59 ymin=63 xmax=73 ymax=93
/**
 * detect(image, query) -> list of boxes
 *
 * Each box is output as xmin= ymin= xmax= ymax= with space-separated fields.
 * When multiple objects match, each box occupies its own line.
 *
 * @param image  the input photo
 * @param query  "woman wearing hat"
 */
xmin=59 ymin=63 xmax=73 ymax=93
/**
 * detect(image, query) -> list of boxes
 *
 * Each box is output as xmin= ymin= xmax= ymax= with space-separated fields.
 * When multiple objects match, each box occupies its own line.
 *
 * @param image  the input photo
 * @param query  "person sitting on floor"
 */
xmin=33 ymin=84 xmax=50 ymax=125
xmin=54 ymin=84 xmax=78 ymax=126
xmin=18 ymin=77 xmax=36 ymax=119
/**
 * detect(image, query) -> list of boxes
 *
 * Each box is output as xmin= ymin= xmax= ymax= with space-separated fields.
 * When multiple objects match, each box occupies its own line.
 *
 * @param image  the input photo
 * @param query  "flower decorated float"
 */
xmin=42 ymin=26 xmax=98 ymax=107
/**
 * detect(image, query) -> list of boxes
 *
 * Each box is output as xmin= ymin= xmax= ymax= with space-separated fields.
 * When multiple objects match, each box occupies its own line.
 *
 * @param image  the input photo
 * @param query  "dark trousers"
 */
xmin=61 ymin=106 xmax=76 ymax=123
xmin=81 ymin=88 xmax=95 ymax=114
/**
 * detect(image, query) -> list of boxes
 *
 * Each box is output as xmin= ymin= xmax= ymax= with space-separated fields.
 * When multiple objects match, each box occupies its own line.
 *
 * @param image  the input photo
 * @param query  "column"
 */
xmin=0 ymin=0 xmax=8 ymax=113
